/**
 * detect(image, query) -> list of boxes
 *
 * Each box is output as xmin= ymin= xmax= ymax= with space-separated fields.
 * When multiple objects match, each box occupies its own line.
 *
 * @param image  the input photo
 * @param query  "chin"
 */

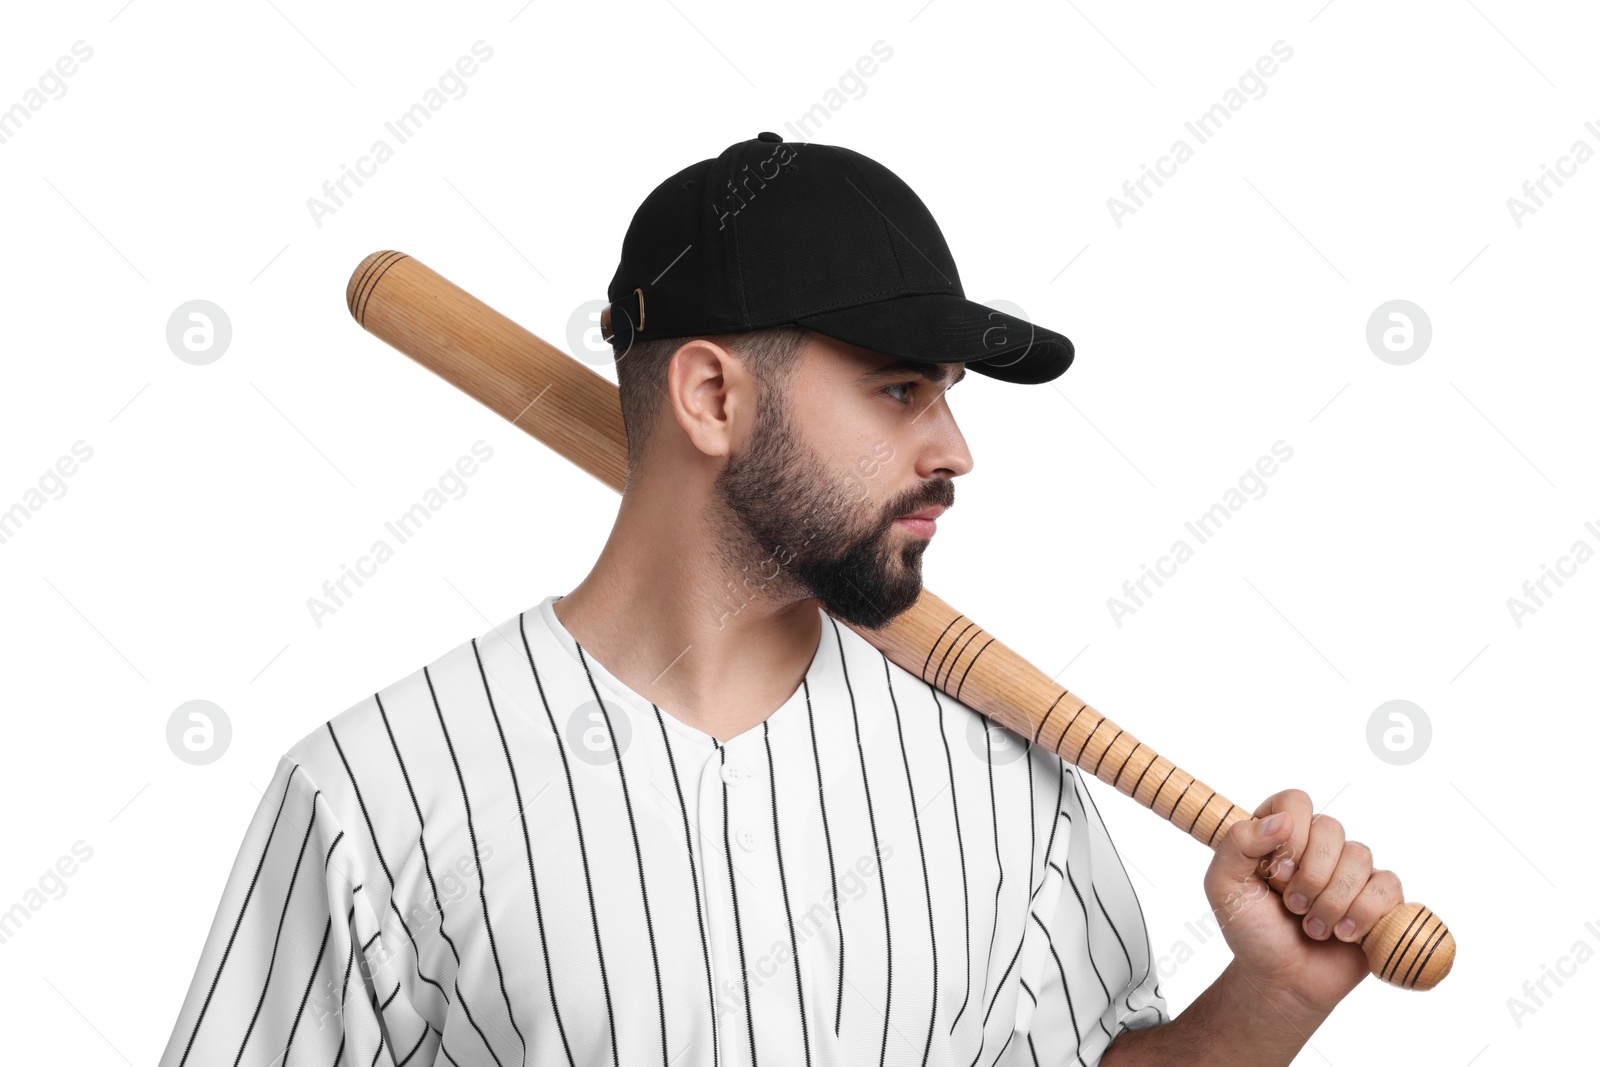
xmin=840 ymin=587 xmax=923 ymax=631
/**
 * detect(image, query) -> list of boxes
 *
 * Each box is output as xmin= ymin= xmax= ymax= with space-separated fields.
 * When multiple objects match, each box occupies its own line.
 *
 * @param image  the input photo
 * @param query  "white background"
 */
xmin=2 ymin=1 xmax=1594 ymax=1063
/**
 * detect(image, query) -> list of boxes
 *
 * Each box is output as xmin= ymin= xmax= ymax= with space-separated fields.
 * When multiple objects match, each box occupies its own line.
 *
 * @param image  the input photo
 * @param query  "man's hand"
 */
xmin=1100 ymin=789 xmax=1401 ymax=1066
xmin=1204 ymin=788 xmax=1403 ymax=1017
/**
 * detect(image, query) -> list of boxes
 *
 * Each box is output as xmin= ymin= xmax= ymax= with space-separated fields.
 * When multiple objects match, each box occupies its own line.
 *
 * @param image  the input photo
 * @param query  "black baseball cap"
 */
xmin=601 ymin=132 xmax=1074 ymax=385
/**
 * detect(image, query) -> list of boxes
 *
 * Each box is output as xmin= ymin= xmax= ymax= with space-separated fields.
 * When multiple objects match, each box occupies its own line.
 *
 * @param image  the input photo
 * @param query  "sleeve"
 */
xmin=1019 ymin=764 xmax=1169 ymax=1067
xmin=157 ymin=754 xmax=440 ymax=1067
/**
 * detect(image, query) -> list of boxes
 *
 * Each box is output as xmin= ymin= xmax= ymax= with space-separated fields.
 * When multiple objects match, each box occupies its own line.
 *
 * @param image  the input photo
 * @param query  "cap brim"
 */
xmin=792 ymin=292 xmax=1074 ymax=385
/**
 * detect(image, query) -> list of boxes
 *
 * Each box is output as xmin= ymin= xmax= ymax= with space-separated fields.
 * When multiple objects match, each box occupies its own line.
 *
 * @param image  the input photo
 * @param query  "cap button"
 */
xmin=756 ymin=131 xmax=783 ymax=143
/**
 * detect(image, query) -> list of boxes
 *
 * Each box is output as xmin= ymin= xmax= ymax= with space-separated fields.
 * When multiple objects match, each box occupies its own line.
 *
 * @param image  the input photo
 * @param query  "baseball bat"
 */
xmin=344 ymin=250 xmax=1454 ymax=991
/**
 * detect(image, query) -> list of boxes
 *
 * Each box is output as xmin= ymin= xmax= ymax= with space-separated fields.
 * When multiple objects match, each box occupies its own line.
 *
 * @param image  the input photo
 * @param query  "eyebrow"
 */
xmin=855 ymin=360 xmax=968 ymax=387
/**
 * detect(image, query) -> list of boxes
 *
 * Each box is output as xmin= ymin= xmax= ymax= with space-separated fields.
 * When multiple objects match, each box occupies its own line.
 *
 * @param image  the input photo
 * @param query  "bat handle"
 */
xmin=881 ymin=590 xmax=1456 ymax=991
xmin=1045 ymin=703 xmax=1455 ymax=991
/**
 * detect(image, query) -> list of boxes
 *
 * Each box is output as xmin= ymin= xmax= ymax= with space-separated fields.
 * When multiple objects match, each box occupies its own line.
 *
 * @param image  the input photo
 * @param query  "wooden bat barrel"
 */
xmin=345 ymin=250 xmax=1454 ymax=992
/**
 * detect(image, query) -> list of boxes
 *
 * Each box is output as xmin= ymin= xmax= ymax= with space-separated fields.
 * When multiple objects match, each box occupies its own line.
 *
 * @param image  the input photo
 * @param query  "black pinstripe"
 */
xmin=518 ymin=610 xmax=621 ymax=1067
xmin=937 ymin=683 xmax=975 ymax=1038
xmin=433 ymin=654 xmax=529 ymax=1062
xmin=378 ymin=690 xmax=504 ymax=1066
xmin=883 ymin=654 xmax=937 ymax=1067
xmin=232 ymin=785 xmax=322 ymax=1067
xmin=573 ymin=639 xmax=670 ymax=1067
xmin=656 ymin=706 xmax=722 ymax=1067
xmin=804 ymin=676 xmax=848 ymax=1038
xmin=835 ymin=615 xmax=893 ymax=1067
xmin=492 ymin=623 xmax=579 ymax=1067
xmin=327 ymin=722 xmax=450 ymax=1008
xmin=764 ymin=719 xmax=813 ymax=1067
xmin=173 ymin=764 xmax=300 ymax=1067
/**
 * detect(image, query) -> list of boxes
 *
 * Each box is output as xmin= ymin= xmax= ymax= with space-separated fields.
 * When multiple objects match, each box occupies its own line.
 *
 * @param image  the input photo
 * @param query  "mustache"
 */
xmin=886 ymin=480 xmax=954 ymax=522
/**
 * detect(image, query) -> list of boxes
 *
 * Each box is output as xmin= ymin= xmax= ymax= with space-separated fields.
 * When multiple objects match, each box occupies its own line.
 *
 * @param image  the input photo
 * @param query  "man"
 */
xmin=158 ymin=134 xmax=1398 ymax=1067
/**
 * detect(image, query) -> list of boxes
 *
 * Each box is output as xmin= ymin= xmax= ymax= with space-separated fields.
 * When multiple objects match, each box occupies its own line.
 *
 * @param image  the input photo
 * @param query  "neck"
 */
xmin=551 ymin=469 xmax=823 ymax=742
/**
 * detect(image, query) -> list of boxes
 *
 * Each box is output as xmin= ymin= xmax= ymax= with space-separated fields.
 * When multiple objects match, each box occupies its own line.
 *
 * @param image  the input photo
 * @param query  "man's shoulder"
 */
xmin=280 ymin=599 xmax=549 ymax=806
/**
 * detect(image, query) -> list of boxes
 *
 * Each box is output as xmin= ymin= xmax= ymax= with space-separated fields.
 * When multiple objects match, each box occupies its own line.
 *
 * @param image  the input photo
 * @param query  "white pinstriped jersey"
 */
xmin=159 ymin=593 xmax=1167 ymax=1067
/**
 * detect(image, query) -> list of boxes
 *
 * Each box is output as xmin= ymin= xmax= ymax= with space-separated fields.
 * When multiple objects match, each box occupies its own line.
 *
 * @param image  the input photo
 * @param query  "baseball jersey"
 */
xmin=158 ymin=593 xmax=1167 ymax=1067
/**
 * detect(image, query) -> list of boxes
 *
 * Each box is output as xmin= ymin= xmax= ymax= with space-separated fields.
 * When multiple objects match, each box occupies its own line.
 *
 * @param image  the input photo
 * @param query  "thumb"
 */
xmin=1208 ymin=810 xmax=1295 ymax=893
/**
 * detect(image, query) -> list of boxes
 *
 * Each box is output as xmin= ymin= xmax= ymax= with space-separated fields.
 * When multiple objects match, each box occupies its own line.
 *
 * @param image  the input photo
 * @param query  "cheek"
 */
xmin=793 ymin=389 xmax=901 ymax=496
xmin=855 ymin=434 xmax=900 ymax=487
xmin=839 ymin=438 xmax=902 ymax=512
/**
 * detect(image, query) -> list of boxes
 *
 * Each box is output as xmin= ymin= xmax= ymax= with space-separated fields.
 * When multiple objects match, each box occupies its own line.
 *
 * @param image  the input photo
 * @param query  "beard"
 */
xmin=712 ymin=383 xmax=954 ymax=630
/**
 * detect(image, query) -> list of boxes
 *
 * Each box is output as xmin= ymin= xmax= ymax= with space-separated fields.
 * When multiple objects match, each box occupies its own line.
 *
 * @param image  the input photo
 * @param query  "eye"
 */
xmin=882 ymin=376 xmax=961 ymax=405
xmin=882 ymin=381 xmax=916 ymax=404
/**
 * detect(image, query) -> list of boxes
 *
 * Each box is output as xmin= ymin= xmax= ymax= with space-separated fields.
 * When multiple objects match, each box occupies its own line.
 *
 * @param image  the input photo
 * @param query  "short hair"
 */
xmin=613 ymin=326 xmax=811 ymax=484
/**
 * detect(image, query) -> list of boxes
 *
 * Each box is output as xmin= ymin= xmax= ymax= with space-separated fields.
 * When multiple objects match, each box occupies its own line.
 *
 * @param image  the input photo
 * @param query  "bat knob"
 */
xmin=346 ymin=250 xmax=409 ymax=325
xmin=1361 ymin=901 xmax=1454 ymax=990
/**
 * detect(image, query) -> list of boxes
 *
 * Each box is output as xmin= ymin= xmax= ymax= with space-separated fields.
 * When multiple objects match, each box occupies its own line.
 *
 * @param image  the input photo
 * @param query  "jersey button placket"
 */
xmin=724 ymin=756 xmax=761 ymax=854
xmin=702 ymin=743 xmax=744 ymax=1064
xmin=724 ymin=743 xmax=762 ymax=854
xmin=721 ymin=736 xmax=771 ymax=1063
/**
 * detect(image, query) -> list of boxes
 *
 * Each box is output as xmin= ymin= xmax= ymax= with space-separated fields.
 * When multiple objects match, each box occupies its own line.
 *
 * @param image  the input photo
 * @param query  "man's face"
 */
xmin=712 ymin=334 xmax=972 ymax=630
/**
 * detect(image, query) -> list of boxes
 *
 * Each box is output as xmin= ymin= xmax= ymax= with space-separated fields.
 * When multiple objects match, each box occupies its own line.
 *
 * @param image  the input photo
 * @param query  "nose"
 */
xmin=918 ymin=389 xmax=973 ymax=479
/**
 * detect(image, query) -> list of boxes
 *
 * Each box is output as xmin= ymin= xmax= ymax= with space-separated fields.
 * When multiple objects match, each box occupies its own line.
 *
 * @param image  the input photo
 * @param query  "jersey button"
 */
xmin=736 ymin=826 xmax=759 ymax=852
xmin=720 ymin=763 xmax=748 ymax=785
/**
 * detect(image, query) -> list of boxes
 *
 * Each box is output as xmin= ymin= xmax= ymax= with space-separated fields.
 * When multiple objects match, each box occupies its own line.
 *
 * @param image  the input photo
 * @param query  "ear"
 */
xmin=665 ymin=338 xmax=756 ymax=459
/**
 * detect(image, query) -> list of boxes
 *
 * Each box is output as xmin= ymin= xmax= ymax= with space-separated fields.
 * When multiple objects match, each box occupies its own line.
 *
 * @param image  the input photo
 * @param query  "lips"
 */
xmin=895 ymin=516 xmax=936 ymax=538
xmin=894 ymin=504 xmax=944 ymax=539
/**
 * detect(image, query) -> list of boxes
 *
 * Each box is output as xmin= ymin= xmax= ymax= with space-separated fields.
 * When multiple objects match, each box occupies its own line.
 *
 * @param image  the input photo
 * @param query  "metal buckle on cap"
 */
xmin=599 ymin=287 xmax=645 ymax=344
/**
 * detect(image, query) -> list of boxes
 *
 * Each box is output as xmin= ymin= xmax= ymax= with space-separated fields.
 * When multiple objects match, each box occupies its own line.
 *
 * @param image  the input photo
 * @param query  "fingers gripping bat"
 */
xmin=344 ymin=250 xmax=1454 ymax=991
